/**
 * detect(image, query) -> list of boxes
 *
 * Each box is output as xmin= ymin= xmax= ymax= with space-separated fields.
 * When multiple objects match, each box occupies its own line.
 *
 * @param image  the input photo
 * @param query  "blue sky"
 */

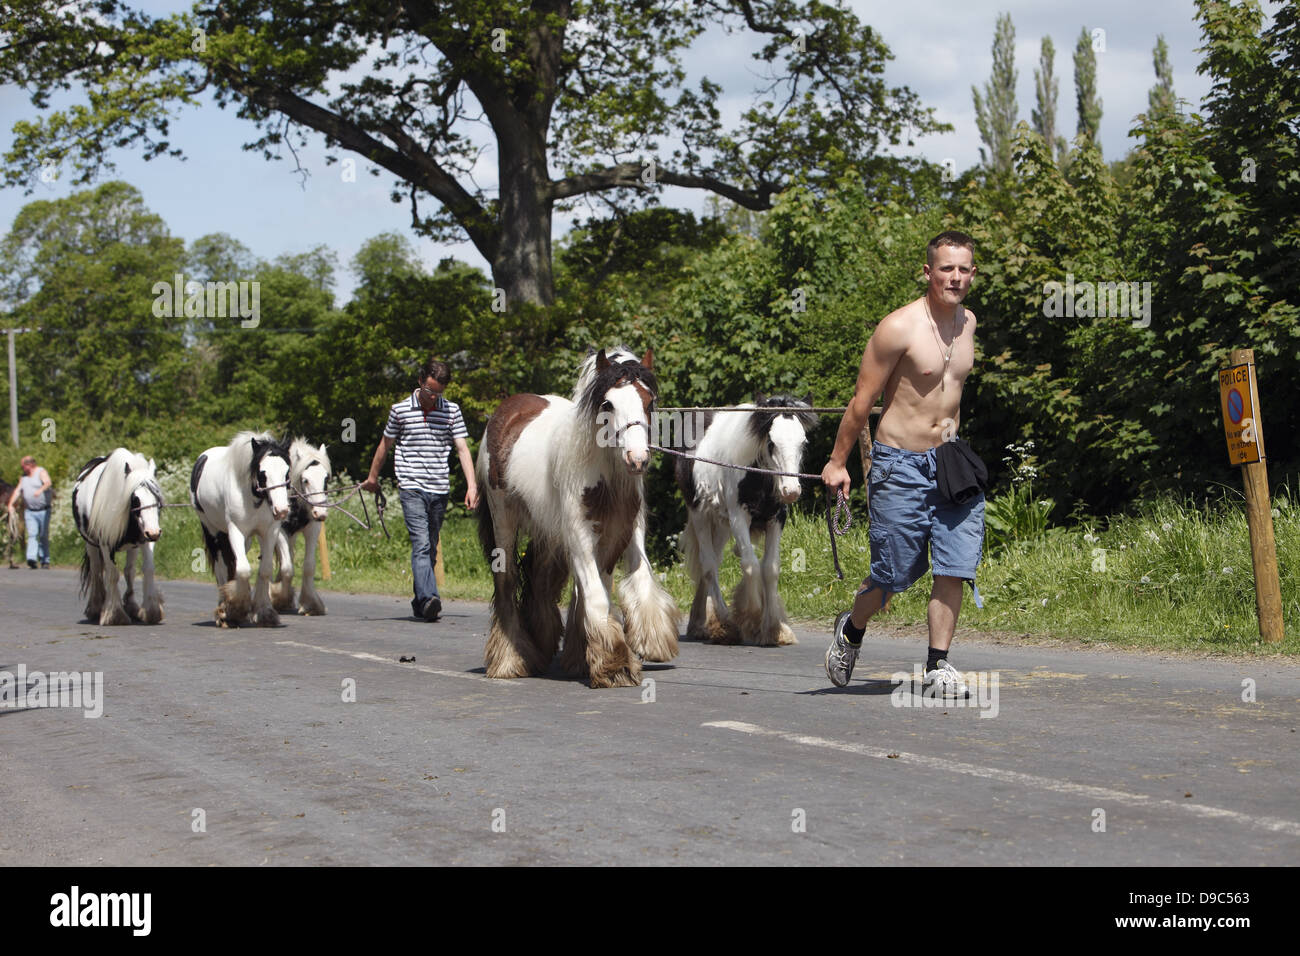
xmin=0 ymin=0 xmax=1246 ymax=304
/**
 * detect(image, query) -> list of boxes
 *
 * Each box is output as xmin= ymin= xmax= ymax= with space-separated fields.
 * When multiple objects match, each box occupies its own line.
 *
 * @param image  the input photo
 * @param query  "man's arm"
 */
xmin=821 ymin=314 xmax=909 ymax=497
xmin=454 ymin=437 xmax=479 ymax=510
xmin=37 ymin=468 xmax=51 ymax=495
xmin=360 ymin=436 xmax=395 ymax=493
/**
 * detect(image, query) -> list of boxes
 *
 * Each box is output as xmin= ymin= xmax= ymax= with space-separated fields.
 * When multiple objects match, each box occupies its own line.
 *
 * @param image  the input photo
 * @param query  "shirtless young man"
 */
xmin=820 ymin=231 xmax=984 ymax=694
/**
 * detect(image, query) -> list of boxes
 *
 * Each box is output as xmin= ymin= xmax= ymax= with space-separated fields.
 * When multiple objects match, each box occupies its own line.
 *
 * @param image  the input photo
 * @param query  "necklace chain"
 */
xmin=924 ymin=296 xmax=959 ymax=391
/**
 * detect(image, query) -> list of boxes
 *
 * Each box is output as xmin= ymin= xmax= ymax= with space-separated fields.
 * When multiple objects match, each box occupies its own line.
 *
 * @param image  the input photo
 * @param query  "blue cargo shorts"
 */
xmin=861 ymin=441 xmax=984 ymax=608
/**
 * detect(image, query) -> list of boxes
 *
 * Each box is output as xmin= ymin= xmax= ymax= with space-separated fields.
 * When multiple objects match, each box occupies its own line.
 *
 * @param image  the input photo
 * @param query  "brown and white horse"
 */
xmin=476 ymin=348 xmax=681 ymax=688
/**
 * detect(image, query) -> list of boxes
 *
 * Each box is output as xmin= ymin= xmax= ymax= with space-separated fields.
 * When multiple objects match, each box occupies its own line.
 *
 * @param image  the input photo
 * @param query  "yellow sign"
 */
xmin=1218 ymin=362 xmax=1264 ymax=465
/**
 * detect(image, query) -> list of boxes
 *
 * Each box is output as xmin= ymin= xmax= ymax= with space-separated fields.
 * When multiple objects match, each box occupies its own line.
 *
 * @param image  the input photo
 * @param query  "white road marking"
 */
xmin=275 ymin=640 xmax=513 ymax=686
xmin=703 ymin=720 xmax=1300 ymax=837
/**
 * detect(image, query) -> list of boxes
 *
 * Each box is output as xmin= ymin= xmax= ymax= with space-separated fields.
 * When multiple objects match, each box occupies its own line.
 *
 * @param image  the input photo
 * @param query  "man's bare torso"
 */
xmin=873 ymin=296 xmax=977 ymax=453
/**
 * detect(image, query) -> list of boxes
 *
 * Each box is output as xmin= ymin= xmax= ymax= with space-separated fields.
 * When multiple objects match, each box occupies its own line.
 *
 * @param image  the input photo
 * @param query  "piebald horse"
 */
xmin=476 ymin=348 xmax=681 ymax=688
xmin=72 ymin=449 xmax=165 ymax=625
xmin=270 ymin=438 xmax=332 ymax=616
xmin=191 ymin=431 xmax=292 ymax=627
xmin=676 ymin=394 xmax=816 ymax=646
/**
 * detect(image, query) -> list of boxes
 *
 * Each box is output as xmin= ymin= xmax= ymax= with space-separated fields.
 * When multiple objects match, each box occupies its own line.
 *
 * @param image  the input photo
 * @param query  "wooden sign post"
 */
xmin=1219 ymin=348 xmax=1283 ymax=642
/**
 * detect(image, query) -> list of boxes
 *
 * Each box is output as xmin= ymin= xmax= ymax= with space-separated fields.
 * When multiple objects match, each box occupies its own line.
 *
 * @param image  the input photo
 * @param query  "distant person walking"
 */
xmin=8 ymin=455 xmax=53 ymax=569
xmin=362 ymin=358 xmax=479 ymax=622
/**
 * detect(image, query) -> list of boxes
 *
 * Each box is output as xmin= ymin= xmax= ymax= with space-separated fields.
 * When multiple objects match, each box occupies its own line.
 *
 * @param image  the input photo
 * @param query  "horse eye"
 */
xmin=768 ymin=441 xmax=776 ymax=454
xmin=601 ymin=400 xmax=613 ymax=412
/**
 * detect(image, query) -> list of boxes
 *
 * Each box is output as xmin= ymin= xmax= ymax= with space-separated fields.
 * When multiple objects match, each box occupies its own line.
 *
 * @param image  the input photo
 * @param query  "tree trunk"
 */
xmin=493 ymin=145 xmax=555 ymax=308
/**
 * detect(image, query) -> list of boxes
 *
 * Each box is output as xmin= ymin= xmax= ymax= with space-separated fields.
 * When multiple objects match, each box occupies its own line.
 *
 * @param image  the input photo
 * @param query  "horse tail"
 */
xmin=476 ymin=487 xmax=496 ymax=566
xmin=79 ymin=548 xmax=92 ymax=599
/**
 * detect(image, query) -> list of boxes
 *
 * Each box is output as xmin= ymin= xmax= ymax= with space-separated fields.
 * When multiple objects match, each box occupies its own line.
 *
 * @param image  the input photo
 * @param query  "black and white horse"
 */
xmin=191 ymin=431 xmax=292 ymax=627
xmin=676 ymin=394 xmax=816 ymax=646
xmin=270 ymin=438 xmax=332 ymax=616
xmin=72 ymin=449 xmax=165 ymax=625
xmin=476 ymin=347 xmax=680 ymax=688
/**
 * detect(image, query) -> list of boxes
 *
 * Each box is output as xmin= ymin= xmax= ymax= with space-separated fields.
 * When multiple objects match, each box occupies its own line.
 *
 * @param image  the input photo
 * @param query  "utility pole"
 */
xmin=7 ymin=328 xmax=16 ymax=447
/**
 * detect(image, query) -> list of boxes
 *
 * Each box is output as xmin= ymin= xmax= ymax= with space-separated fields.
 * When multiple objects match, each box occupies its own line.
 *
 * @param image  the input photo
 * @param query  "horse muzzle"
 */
xmin=144 ymin=529 xmax=162 ymax=542
xmin=312 ymin=507 xmax=328 ymax=521
xmin=272 ymin=506 xmax=290 ymax=521
xmin=779 ymin=484 xmax=801 ymax=504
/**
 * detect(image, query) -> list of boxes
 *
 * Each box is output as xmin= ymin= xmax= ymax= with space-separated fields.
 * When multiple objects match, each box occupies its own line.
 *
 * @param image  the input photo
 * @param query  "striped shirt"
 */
xmin=384 ymin=390 xmax=468 ymax=495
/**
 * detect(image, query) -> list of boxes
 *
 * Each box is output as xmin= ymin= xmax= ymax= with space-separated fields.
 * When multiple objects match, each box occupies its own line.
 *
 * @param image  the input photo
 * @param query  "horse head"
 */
xmin=752 ymin=392 xmax=817 ymax=503
xmin=291 ymin=440 xmax=332 ymax=522
xmin=583 ymin=348 xmax=657 ymax=476
xmin=126 ymin=458 xmax=164 ymax=542
xmin=251 ymin=437 xmax=292 ymax=521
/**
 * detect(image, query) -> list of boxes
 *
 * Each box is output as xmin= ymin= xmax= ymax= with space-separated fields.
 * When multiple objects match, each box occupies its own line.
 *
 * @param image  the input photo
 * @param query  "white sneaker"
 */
xmin=923 ymin=659 xmax=970 ymax=698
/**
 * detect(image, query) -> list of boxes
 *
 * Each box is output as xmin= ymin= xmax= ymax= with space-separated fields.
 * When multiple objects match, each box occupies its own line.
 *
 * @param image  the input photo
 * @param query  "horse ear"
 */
xmin=596 ymin=349 xmax=611 ymax=371
xmin=802 ymin=392 xmax=813 ymax=407
xmin=753 ymin=390 xmax=766 ymax=404
xmin=318 ymin=443 xmax=326 ymax=456
xmin=148 ymin=458 xmax=157 ymax=475
xmin=640 ymin=348 xmax=654 ymax=370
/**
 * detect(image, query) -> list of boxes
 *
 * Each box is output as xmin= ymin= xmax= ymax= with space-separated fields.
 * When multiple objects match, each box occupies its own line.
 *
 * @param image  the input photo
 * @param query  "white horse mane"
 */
xmin=227 ymin=430 xmax=284 ymax=475
xmin=87 ymin=448 xmax=159 ymax=549
xmin=288 ymin=438 xmax=331 ymax=481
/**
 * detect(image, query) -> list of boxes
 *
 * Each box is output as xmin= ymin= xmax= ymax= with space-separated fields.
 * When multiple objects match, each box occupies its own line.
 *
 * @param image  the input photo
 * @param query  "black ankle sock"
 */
xmin=844 ymin=619 xmax=865 ymax=645
xmin=926 ymin=646 xmax=947 ymax=671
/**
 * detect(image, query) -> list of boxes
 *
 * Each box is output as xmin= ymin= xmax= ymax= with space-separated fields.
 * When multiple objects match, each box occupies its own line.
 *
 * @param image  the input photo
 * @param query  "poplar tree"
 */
xmin=1032 ymin=36 xmax=1068 ymax=165
xmin=972 ymin=12 xmax=1019 ymax=176
xmin=1148 ymin=35 xmax=1177 ymax=120
xmin=1074 ymin=26 xmax=1103 ymax=150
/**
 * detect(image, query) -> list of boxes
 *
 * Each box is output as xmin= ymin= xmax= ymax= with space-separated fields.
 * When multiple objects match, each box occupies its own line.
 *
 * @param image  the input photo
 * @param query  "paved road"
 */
xmin=2 ymin=569 xmax=1297 ymax=865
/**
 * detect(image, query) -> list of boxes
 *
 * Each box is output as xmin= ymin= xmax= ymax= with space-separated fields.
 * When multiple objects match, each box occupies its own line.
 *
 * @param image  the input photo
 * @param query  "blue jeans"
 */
xmin=25 ymin=507 xmax=50 ymax=565
xmin=399 ymin=489 xmax=447 ymax=614
xmin=864 ymin=441 xmax=984 ymax=608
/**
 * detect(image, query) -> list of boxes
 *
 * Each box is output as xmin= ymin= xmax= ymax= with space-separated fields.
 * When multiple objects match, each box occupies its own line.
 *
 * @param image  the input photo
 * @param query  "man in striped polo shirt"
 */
xmin=362 ymin=358 xmax=478 ymax=622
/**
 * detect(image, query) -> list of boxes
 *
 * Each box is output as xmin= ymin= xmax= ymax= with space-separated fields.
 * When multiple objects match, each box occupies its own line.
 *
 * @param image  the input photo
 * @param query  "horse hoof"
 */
xmin=99 ymin=606 xmax=130 ymax=627
xmin=253 ymin=606 xmax=280 ymax=627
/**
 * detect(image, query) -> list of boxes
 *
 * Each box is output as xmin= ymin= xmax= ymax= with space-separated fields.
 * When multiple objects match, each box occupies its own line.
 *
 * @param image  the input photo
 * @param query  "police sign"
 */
xmin=1218 ymin=362 xmax=1263 ymax=465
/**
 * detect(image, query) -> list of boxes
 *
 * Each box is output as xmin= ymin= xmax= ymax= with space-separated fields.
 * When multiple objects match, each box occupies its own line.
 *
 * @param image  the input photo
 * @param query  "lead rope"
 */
xmin=648 ymin=443 xmax=853 ymax=578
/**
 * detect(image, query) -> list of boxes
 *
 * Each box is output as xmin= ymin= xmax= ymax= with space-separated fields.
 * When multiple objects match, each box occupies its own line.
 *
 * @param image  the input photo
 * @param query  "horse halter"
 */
xmin=612 ymin=419 xmax=650 ymax=444
xmin=252 ymin=476 xmax=290 ymax=504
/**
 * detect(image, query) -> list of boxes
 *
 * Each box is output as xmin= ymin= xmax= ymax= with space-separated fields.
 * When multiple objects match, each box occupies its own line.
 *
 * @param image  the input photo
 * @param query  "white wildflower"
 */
xmin=1222 ymin=566 xmax=1233 ymax=575
xmin=1140 ymin=575 xmax=1151 ymax=584
xmin=1161 ymin=522 xmax=1173 ymax=532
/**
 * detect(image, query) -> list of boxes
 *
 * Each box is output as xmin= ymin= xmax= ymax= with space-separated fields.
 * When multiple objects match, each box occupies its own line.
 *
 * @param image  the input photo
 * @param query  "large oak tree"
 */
xmin=1 ymin=0 xmax=944 ymax=306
